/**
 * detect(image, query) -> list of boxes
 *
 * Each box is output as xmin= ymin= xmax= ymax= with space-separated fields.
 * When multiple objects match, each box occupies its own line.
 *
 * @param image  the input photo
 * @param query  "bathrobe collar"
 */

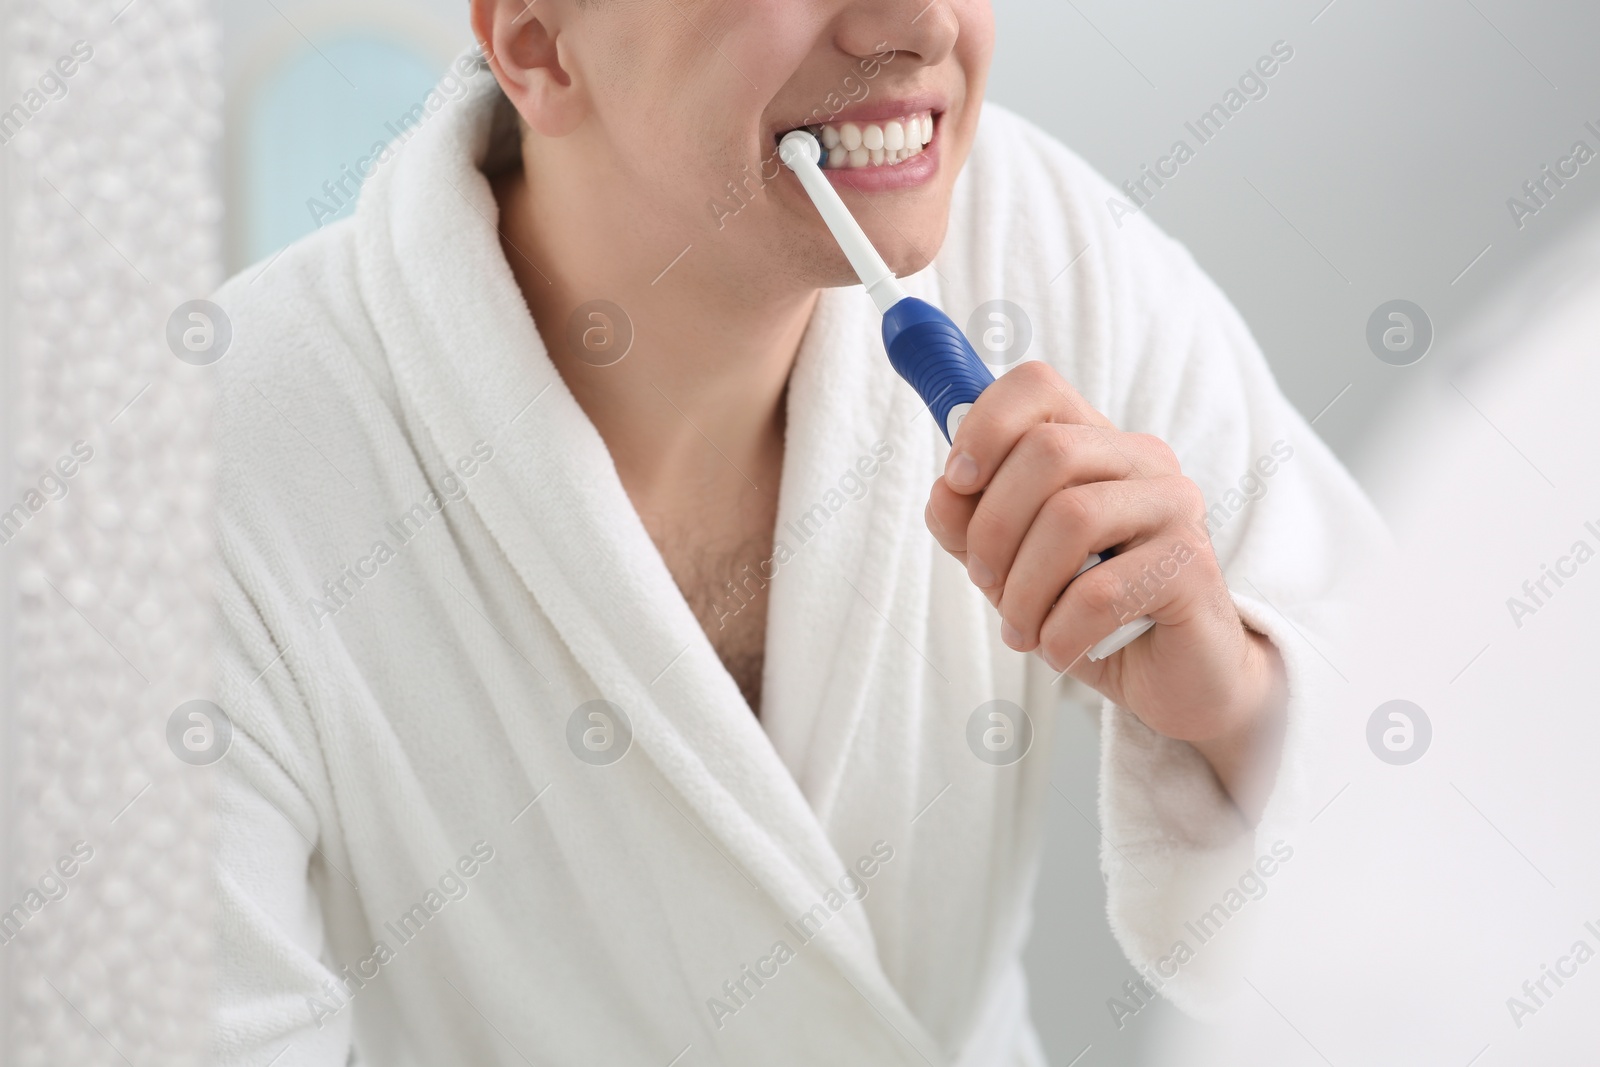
xmin=353 ymin=78 xmax=946 ymax=1061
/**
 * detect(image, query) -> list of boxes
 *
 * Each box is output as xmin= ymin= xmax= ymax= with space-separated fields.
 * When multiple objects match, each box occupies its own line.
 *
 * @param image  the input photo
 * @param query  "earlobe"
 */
xmin=471 ymin=0 xmax=588 ymax=137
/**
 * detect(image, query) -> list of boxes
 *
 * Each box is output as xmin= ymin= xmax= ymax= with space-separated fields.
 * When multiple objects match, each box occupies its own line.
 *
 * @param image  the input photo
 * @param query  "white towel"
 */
xmin=210 ymin=60 xmax=1384 ymax=1066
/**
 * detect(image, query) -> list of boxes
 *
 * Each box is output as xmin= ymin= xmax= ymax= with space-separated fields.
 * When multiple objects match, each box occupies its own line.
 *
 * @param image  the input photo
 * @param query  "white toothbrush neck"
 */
xmin=780 ymin=132 xmax=908 ymax=315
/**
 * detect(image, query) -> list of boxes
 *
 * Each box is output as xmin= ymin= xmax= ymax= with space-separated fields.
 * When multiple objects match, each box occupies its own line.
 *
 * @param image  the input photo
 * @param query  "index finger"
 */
xmin=942 ymin=360 xmax=1115 ymax=495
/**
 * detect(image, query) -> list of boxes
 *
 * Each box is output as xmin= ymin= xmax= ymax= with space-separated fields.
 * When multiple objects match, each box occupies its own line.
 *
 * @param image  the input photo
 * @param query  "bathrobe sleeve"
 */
xmin=212 ymin=552 xmax=355 ymax=1066
xmin=955 ymin=104 xmax=1389 ymax=1014
xmin=1086 ymin=225 xmax=1380 ymax=1015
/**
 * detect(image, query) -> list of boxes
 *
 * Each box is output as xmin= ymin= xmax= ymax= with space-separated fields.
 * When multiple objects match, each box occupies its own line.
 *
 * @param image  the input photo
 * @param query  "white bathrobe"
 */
xmin=210 ymin=62 xmax=1383 ymax=1067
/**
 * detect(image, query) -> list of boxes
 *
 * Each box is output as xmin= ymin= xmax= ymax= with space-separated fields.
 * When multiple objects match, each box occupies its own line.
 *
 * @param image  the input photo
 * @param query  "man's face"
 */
xmin=552 ymin=0 xmax=994 ymax=289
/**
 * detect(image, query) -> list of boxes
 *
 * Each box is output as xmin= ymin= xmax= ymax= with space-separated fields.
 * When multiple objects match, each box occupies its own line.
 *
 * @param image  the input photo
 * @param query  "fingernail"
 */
xmin=946 ymin=452 xmax=978 ymax=488
xmin=1000 ymin=620 xmax=1023 ymax=649
xmin=968 ymin=556 xmax=996 ymax=588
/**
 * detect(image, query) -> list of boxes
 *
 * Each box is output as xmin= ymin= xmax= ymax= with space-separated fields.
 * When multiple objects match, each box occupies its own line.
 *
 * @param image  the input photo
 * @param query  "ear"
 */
xmin=471 ymin=0 xmax=589 ymax=137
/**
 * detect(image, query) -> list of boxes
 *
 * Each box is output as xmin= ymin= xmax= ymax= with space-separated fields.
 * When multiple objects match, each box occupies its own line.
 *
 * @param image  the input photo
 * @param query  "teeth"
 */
xmin=786 ymin=111 xmax=936 ymax=171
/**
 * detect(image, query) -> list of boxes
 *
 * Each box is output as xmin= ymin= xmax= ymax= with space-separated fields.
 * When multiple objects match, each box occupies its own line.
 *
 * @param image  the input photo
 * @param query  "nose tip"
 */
xmin=837 ymin=0 xmax=960 ymax=69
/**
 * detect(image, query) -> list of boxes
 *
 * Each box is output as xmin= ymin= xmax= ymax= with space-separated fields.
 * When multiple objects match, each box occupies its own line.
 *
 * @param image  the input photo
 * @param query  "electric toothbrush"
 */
xmin=778 ymin=129 xmax=1153 ymax=662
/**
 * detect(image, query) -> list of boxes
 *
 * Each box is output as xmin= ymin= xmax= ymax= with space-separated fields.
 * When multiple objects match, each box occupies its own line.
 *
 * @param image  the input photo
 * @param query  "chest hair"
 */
xmin=656 ymin=524 xmax=776 ymax=716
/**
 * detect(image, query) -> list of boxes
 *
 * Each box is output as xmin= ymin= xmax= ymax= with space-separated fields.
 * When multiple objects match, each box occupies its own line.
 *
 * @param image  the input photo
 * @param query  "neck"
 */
xmin=492 ymin=159 xmax=814 ymax=511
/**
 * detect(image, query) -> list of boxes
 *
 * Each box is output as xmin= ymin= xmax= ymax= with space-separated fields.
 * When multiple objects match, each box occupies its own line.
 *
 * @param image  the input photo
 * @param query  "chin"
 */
xmin=767 ymin=197 xmax=950 ymax=293
xmin=881 ymin=212 xmax=951 ymax=278
xmin=887 ymin=242 xmax=939 ymax=279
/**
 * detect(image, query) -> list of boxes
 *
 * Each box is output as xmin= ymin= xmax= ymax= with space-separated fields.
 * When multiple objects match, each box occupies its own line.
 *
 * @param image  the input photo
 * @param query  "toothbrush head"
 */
xmin=779 ymin=129 xmax=823 ymax=171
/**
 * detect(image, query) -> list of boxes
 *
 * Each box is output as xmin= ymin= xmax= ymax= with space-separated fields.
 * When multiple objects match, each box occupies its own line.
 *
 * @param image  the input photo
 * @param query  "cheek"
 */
xmin=953 ymin=0 xmax=997 ymax=94
xmin=624 ymin=48 xmax=787 ymax=210
xmin=720 ymin=0 xmax=829 ymax=74
xmin=877 ymin=6 xmax=990 ymax=275
xmin=594 ymin=7 xmax=755 ymax=144
xmin=962 ymin=2 xmax=997 ymax=50
xmin=610 ymin=99 xmax=755 ymax=234
xmin=942 ymin=2 xmax=995 ymax=147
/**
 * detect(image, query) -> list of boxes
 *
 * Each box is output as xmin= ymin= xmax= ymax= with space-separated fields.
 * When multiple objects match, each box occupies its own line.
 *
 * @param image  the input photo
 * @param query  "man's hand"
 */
xmin=924 ymin=362 xmax=1286 ymax=815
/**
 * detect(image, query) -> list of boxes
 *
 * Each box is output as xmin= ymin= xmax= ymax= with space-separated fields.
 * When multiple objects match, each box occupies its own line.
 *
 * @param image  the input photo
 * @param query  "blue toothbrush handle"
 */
xmin=881 ymin=296 xmax=1155 ymax=661
xmin=881 ymin=297 xmax=994 ymax=444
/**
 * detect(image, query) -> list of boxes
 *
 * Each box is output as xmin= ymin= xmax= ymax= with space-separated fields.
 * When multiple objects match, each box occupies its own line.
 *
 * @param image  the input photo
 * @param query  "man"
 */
xmin=211 ymin=2 xmax=1382 ymax=1063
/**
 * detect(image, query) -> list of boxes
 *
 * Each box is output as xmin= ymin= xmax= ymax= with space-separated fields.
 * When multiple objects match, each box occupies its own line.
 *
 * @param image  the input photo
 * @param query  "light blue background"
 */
xmin=245 ymin=36 xmax=440 ymax=262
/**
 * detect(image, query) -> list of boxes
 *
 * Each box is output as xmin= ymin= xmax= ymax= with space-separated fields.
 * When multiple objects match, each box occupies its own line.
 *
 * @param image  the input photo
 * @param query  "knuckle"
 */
xmin=1044 ymin=487 xmax=1098 ymax=532
xmin=996 ymin=596 xmax=1028 ymax=641
xmin=1023 ymin=422 xmax=1074 ymax=468
xmin=929 ymin=510 xmax=968 ymax=553
xmin=1038 ymin=627 xmax=1071 ymax=669
xmin=1013 ymin=359 xmax=1056 ymax=387
xmin=1134 ymin=433 xmax=1180 ymax=472
xmin=964 ymin=502 xmax=1008 ymax=554
xmin=1164 ymin=475 xmax=1208 ymax=517
xmin=1075 ymin=568 xmax=1126 ymax=618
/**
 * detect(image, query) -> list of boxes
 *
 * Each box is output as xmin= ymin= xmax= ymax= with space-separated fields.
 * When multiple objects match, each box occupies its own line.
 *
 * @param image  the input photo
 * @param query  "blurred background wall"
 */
xmin=214 ymin=1 xmax=1600 ymax=1063
xmin=990 ymin=3 xmax=1600 ymax=1064
xmin=219 ymin=0 xmax=466 ymax=267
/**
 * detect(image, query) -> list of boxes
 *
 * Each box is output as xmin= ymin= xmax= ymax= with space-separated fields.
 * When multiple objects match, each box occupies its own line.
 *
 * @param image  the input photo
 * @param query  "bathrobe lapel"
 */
xmin=758 ymin=271 xmax=945 ymax=821
xmin=356 ymin=83 xmax=946 ymax=1062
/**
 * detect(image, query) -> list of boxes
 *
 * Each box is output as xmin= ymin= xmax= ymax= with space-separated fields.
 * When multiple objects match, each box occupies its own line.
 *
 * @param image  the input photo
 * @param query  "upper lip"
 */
xmin=770 ymin=92 xmax=947 ymax=145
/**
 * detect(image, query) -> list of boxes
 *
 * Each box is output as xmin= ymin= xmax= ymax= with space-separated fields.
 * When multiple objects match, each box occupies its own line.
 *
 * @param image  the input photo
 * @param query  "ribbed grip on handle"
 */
xmin=883 ymin=296 xmax=1156 ymax=659
xmin=881 ymin=298 xmax=995 ymax=443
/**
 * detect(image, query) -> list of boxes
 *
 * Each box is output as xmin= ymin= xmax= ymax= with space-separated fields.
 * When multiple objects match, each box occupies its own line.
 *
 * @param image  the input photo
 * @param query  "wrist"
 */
xmin=1189 ymin=627 xmax=1288 ymax=823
